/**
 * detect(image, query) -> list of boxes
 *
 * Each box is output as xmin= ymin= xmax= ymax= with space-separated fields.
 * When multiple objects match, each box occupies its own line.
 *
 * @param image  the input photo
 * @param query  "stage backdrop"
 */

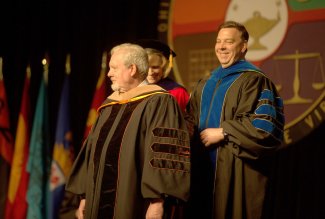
xmin=0 ymin=0 xmax=324 ymax=218
xmin=157 ymin=0 xmax=325 ymax=218
xmin=158 ymin=0 xmax=325 ymax=146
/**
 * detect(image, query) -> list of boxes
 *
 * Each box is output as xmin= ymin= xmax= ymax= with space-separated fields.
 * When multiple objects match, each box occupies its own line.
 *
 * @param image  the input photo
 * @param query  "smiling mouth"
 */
xmin=219 ymin=53 xmax=229 ymax=57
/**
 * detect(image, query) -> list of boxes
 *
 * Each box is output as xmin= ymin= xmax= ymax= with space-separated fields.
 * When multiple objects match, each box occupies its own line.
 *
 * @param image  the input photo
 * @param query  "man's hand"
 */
xmin=75 ymin=199 xmax=86 ymax=219
xmin=146 ymin=199 xmax=164 ymax=219
xmin=200 ymin=128 xmax=225 ymax=147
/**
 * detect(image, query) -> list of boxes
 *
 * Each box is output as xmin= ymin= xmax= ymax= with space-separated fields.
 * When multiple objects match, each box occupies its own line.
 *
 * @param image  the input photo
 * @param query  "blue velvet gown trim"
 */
xmin=199 ymin=60 xmax=262 ymax=169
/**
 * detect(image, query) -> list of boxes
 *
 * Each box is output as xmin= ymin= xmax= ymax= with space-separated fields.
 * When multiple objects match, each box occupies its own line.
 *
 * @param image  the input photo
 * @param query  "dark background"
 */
xmin=0 ymin=0 xmax=160 ymax=149
xmin=1 ymin=0 xmax=325 ymax=218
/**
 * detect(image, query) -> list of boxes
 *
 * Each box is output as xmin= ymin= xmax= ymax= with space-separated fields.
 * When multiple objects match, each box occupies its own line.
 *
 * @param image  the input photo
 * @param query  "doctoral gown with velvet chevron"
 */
xmin=66 ymin=85 xmax=190 ymax=219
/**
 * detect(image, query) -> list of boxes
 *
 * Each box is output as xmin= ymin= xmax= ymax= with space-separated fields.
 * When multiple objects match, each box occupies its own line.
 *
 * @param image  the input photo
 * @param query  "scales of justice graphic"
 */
xmin=273 ymin=50 xmax=325 ymax=104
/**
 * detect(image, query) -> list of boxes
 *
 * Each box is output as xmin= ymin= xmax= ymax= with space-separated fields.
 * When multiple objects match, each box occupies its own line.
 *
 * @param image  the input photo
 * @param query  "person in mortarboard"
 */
xmin=137 ymin=39 xmax=189 ymax=111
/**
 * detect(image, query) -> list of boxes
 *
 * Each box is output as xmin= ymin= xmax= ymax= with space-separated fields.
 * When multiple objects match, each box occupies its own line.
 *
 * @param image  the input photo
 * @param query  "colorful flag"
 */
xmin=48 ymin=55 xmax=74 ymax=219
xmin=57 ymin=53 xmax=110 ymax=219
xmin=26 ymin=60 xmax=51 ymax=219
xmin=0 ymin=57 xmax=14 ymax=219
xmin=83 ymin=51 xmax=109 ymax=139
xmin=5 ymin=66 xmax=31 ymax=219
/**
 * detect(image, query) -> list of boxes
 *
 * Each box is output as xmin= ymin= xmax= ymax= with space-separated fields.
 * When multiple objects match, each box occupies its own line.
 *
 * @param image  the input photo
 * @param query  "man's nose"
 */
xmin=148 ymin=68 xmax=153 ymax=74
xmin=219 ymin=42 xmax=226 ymax=49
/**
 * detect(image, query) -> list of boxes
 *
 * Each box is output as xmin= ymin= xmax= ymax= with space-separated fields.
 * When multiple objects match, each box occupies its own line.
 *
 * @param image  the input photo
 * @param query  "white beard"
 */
xmin=111 ymin=83 xmax=120 ymax=92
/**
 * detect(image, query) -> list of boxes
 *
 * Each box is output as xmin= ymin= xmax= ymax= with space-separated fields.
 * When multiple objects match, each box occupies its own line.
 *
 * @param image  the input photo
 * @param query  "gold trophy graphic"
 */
xmin=244 ymin=11 xmax=280 ymax=50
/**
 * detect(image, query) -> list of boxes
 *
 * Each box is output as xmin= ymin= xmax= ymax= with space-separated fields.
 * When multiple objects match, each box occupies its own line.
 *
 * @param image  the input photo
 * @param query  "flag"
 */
xmin=48 ymin=55 xmax=74 ymax=219
xmin=83 ymin=51 xmax=108 ymax=139
xmin=5 ymin=66 xmax=31 ymax=219
xmin=26 ymin=60 xmax=51 ymax=219
xmin=0 ymin=57 xmax=14 ymax=219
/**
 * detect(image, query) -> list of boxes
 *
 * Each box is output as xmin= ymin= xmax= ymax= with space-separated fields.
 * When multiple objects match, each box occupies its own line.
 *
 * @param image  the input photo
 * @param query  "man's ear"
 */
xmin=129 ymin=64 xmax=137 ymax=77
xmin=241 ymin=41 xmax=248 ymax=53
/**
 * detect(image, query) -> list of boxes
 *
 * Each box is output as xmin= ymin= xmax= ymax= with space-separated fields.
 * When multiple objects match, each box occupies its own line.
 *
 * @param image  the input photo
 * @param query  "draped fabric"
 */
xmin=0 ymin=72 xmax=14 ymax=219
xmin=186 ymin=60 xmax=284 ymax=219
xmin=49 ymin=74 xmax=74 ymax=219
xmin=156 ymin=77 xmax=189 ymax=111
xmin=5 ymin=70 xmax=31 ymax=219
xmin=26 ymin=72 xmax=51 ymax=219
xmin=83 ymin=69 xmax=109 ymax=139
xmin=66 ymin=85 xmax=190 ymax=219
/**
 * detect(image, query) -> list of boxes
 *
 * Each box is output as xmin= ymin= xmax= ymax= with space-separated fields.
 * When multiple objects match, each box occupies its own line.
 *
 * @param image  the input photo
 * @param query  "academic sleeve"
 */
xmin=221 ymin=73 xmax=284 ymax=159
xmin=66 ymin=111 xmax=103 ymax=196
xmin=184 ymin=79 xmax=206 ymax=139
xmin=139 ymin=94 xmax=191 ymax=201
xmin=65 ymin=139 xmax=89 ymax=196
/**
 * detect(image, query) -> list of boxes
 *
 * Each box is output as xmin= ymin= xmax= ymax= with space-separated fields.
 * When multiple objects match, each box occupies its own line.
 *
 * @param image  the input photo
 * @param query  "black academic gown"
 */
xmin=66 ymin=85 xmax=190 ymax=219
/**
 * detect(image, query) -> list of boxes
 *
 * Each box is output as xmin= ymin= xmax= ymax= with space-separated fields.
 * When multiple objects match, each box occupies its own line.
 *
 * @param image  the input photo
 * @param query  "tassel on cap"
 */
xmin=136 ymin=39 xmax=176 ymax=64
xmin=169 ymin=52 xmax=173 ymax=68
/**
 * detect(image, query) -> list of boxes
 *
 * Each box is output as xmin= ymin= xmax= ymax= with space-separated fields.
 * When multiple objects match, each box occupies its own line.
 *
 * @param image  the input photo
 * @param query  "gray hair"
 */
xmin=110 ymin=43 xmax=149 ymax=79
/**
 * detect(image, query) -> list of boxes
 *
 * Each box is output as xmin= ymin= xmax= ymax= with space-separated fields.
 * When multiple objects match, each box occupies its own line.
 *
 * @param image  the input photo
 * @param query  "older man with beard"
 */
xmin=66 ymin=43 xmax=190 ymax=219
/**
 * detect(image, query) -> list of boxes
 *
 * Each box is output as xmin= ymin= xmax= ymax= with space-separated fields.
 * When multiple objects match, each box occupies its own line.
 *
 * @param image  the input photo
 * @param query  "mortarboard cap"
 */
xmin=137 ymin=39 xmax=176 ymax=59
xmin=137 ymin=39 xmax=176 ymax=68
